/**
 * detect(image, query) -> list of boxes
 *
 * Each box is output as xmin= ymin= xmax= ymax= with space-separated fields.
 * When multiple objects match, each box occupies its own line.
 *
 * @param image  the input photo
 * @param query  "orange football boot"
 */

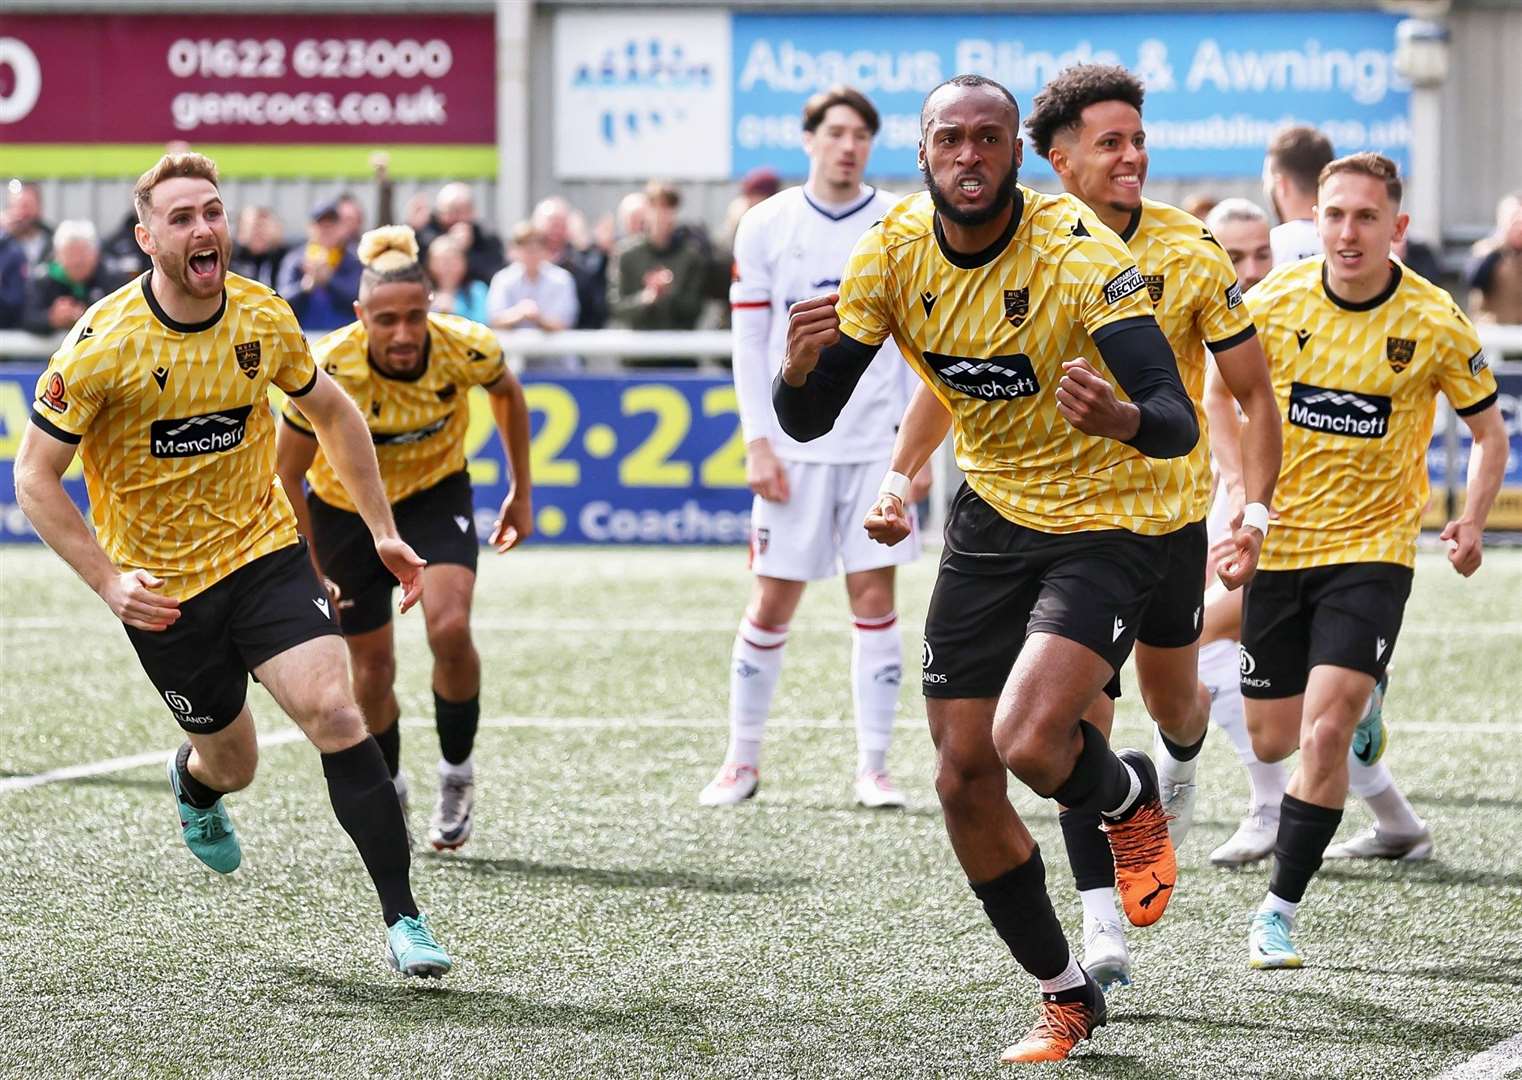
xmin=1101 ymin=749 xmax=1177 ymax=927
xmin=1000 ymin=974 xmax=1107 ymax=1064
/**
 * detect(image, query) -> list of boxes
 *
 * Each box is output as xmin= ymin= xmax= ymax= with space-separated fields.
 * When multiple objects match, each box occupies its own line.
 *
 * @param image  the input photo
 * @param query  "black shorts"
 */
xmin=920 ymin=483 xmax=1167 ymax=700
xmin=308 ymin=469 xmax=478 ymax=636
xmin=1239 ymin=562 xmax=1413 ymax=699
xmin=1135 ymin=518 xmax=1208 ymax=649
xmin=124 ymin=540 xmax=340 ymax=734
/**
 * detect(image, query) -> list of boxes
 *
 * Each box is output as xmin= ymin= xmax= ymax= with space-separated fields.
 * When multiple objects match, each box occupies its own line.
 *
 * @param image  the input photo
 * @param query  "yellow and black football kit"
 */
xmin=284 ymin=312 xmax=506 ymax=634
xmin=30 ymin=272 xmax=337 ymax=731
xmin=1117 ymin=198 xmax=1258 ymax=649
xmin=772 ymin=187 xmax=1200 ymax=697
xmin=1240 ymin=258 xmax=1498 ymax=697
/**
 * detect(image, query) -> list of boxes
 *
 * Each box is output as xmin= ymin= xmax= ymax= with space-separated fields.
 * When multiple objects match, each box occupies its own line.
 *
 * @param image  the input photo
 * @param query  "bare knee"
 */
xmin=426 ymin=612 xmax=475 ymax=665
xmin=1300 ymin=714 xmax=1354 ymax=774
xmin=1247 ymin=715 xmax=1298 ymax=764
xmin=351 ymin=650 xmax=396 ymax=694
xmin=301 ymin=699 xmax=369 ymax=753
xmin=934 ymin=749 xmax=1005 ymax=819
xmin=993 ymin=712 xmax=1070 ymax=794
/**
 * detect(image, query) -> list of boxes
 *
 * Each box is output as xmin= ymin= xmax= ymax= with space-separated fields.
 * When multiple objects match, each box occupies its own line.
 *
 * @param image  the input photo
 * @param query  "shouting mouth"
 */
xmin=188 ymin=247 xmax=221 ymax=282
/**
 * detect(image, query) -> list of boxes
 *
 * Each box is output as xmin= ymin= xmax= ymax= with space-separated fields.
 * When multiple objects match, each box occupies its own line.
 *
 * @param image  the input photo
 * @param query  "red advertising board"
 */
xmin=0 ymin=14 xmax=495 ymax=145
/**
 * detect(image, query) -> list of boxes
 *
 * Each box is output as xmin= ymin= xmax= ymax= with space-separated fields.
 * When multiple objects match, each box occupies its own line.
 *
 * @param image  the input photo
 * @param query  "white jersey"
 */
xmin=730 ymin=185 xmax=914 ymax=464
xmin=1270 ymin=218 xmax=1321 ymax=267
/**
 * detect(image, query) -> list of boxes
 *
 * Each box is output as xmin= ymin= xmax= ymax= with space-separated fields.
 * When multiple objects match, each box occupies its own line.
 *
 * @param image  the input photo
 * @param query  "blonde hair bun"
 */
xmin=357 ymin=226 xmax=420 ymax=272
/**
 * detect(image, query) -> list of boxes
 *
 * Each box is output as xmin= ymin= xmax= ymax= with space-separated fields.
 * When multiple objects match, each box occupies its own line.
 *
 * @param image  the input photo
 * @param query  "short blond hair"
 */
xmin=134 ymin=152 xmax=220 ymax=224
xmin=1319 ymin=151 xmax=1402 ymax=206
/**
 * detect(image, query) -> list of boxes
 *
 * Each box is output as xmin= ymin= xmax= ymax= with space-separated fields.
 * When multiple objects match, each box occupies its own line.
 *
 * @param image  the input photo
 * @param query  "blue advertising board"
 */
xmin=0 ymin=366 xmax=1516 ymax=544
xmin=732 ymin=11 xmax=1411 ymax=180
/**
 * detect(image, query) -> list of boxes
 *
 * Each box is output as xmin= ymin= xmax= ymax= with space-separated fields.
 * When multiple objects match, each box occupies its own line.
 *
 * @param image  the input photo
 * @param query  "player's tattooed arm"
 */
xmin=773 ymin=295 xmax=881 ymax=441
xmin=1086 ymin=318 xmax=1199 ymax=457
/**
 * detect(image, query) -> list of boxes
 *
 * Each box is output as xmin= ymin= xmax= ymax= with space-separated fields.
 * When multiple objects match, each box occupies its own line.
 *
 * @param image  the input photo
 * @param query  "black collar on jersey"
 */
xmin=368 ymin=334 xmax=431 ymax=382
xmin=140 ymin=272 xmax=226 ymax=334
xmin=1321 ymin=259 xmax=1403 ymax=312
xmin=933 ymin=188 xmax=1024 ymax=270
xmin=802 ymin=186 xmax=877 ymax=222
xmin=1118 ymin=205 xmax=1143 ymax=243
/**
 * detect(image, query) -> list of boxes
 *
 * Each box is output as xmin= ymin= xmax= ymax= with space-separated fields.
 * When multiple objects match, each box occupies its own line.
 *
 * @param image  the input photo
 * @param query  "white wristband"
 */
xmin=879 ymin=471 xmax=912 ymax=504
xmin=1242 ymin=502 xmax=1270 ymax=536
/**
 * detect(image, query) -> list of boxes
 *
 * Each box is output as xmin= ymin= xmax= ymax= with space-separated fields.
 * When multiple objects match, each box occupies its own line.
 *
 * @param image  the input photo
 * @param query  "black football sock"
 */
xmin=174 ymin=741 xmax=224 ymax=810
xmin=1267 ymin=793 xmax=1344 ymax=904
xmin=1160 ymin=728 xmax=1208 ymax=762
xmin=1046 ymin=721 xmax=1135 ymax=816
xmin=321 ymin=737 xmax=418 ymax=926
xmin=970 ymin=846 xmax=1073 ymax=982
xmin=372 ymin=720 xmax=401 ymax=779
xmin=434 ymin=692 xmax=479 ymax=766
xmin=1059 ymin=808 xmax=1115 ymax=891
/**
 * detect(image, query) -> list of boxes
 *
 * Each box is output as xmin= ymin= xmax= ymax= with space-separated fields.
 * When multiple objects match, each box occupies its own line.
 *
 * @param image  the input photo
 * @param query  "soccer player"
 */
xmin=1240 ymin=153 xmax=1507 ymax=969
xmin=1264 ymin=126 xmax=1335 ymax=266
xmin=276 ymin=226 xmax=532 ymax=852
xmin=775 ymin=74 xmax=1196 ymax=1063
xmin=1022 ymin=64 xmax=1282 ymax=990
xmin=13 ymin=153 xmax=451 ymax=977
xmin=699 ymin=85 xmax=925 ymax=810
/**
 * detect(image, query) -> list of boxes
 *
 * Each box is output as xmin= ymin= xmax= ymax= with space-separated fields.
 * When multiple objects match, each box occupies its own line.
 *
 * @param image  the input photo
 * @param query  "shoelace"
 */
xmin=1104 ymin=802 xmax=1170 ymax=872
xmin=1252 ymin=913 xmax=1294 ymax=953
xmin=1022 ymin=1000 xmax=1091 ymax=1048
xmin=1084 ymin=920 xmax=1123 ymax=949
xmin=861 ymin=771 xmax=894 ymax=789
xmin=719 ymin=764 xmax=755 ymax=785
xmin=396 ymin=916 xmax=435 ymax=950
xmin=188 ymin=808 xmax=228 ymax=843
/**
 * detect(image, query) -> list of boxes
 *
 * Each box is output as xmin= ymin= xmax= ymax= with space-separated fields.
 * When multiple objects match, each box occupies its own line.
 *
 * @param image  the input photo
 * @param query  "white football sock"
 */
xmin=1201 ymin=638 xmax=1287 ymax=816
xmin=851 ymin=611 xmax=901 ymax=774
xmin=1037 ymin=954 xmax=1087 ymax=994
xmin=1080 ymin=887 xmax=1120 ymax=926
xmin=438 ymin=756 xmax=473 ymax=781
xmin=727 ymin=617 xmax=787 ymax=767
xmin=1259 ymin=891 xmax=1298 ymax=928
xmin=1348 ymin=759 xmax=1426 ymax=835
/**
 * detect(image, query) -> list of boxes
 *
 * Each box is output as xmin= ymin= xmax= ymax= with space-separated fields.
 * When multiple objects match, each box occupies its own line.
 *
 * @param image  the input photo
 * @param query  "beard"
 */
xmin=922 ymin=159 xmax=1019 ymax=228
xmin=158 ymin=234 xmax=231 ymax=299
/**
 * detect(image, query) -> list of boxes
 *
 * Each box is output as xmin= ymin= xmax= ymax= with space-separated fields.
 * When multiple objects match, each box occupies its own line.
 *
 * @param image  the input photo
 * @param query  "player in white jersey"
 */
xmin=699 ymin=86 xmax=925 ymax=809
xmin=1264 ymin=125 xmax=1334 ymax=267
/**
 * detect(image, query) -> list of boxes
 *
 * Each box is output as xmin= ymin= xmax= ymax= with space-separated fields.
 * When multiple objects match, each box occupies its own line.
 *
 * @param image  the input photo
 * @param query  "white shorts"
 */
xmin=749 ymin=458 xmax=922 ymax=582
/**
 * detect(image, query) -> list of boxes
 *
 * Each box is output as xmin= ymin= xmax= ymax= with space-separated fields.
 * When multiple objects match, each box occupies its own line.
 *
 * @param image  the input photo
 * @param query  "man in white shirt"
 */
xmin=700 ymin=85 xmax=925 ymax=810
xmin=487 ymin=222 xmax=580 ymax=369
xmin=1263 ymin=126 xmax=1334 ymax=267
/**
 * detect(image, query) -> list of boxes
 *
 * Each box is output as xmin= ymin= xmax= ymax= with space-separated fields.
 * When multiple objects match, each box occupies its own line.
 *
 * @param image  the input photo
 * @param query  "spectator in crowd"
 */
xmin=3 ymin=180 xmax=53 ymax=268
xmin=277 ymin=200 xmax=362 ymax=332
xmin=0 ymin=232 xmax=27 ymax=330
xmin=231 ymin=206 xmax=290 ymax=289
xmin=711 ymin=168 xmax=785 ymax=331
xmin=99 ymin=209 xmax=153 ymax=288
xmin=1182 ymin=191 xmax=1218 ymax=221
xmin=534 ymin=196 xmax=609 ymax=330
xmin=609 ymin=182 xmax=709 ymax=364
xmin=1393 ymin=232 xmax=1443 ymax=285
xmin=1466 ymin=191 xmax=1522 ymax=324
xmin=616 ymin=191 xmax=649 ymax=245
xmin=1263 ymin=125 xmax=1334 ymax=265
xmin=1204 ymin=198 xmax=1274 ymax=292
xmin=489 ymin=221 xmax=580 ymax=368
xmin=418 ymin=182 xmax=506 ymax=286
xmin=403 ymin=192 xmax=434 ymax=234
xmin=427 ymin=234 xmax=490 ymax=324
xmin=335 ymin=192 xmax=366 ymax=247
xmin=21 ymin=219 xmax=112 ymax=335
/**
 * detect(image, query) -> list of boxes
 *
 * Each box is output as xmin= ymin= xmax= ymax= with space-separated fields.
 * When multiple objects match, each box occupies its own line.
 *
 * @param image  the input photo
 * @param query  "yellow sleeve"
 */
xmin=462 ymin=320 xmax=507 ymax=386
xmin=30 ymin=320 xmax=112 ymax=442
xmin=1196 ymin=234 xmax=1256 ymax=349
xmin=1062 ymin=221 xmax=1157 ymax=338
xmin=1433 ymin=304 xmax=1499 ymax=413
xmin=269 ymin=297 xmax=319 ymax=397
xmin=835 ymin=223 xmax=893 ymax=347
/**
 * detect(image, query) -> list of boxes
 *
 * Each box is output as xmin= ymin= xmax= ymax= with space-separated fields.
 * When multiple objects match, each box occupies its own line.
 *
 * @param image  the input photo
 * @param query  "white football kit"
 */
xmin=730 ymin=185 xmax=922 ymax=581
xmin=1269 ymin=218 xmax=1320 ymax=267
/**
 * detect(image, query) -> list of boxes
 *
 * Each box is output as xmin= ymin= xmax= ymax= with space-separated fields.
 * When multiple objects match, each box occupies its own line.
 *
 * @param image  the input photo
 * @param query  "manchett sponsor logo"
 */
xmin=1287 ymin=382 xmax=1391 ymax=439
xmin=150 ymin=406 xmax=253 ymax=458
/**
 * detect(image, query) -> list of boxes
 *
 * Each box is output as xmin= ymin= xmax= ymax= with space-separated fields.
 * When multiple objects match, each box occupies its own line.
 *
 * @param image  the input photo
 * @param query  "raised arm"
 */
xmin=771 ymin=294 xmax=882 ymax=442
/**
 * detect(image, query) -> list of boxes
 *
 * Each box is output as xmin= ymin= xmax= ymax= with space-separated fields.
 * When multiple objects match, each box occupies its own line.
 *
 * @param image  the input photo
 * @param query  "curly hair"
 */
xmin=1024 ymin=64 xmax=1145 ymax=160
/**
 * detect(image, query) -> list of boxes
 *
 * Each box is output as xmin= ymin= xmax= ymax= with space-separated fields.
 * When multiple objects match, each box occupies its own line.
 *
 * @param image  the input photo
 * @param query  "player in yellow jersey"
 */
xmin=1019 ymin=64 xmax=1283 ymax=991
xmin=774 ymin=75 xmax=1199 ymax=1064
xmin=276 ymin=226 xmax=532 ymax=853
xmin=13 ymin=153 xmax=452 ymax=977
xmin=1238 ymin=154 xmax=1507 ymax=970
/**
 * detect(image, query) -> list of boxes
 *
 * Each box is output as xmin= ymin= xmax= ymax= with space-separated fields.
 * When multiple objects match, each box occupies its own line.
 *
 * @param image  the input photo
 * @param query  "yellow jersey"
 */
xmin=1118 ymin=198 xmax=1257 ymax=521
xmin=285 ymin=312 xmax=505 ymax=511
xmin=837 ymin=186 xmax=1187 ymax=535
xmin=31 ymin=272 xmax=317 ymax=600
xmin=1246 ymin=258 xmax=1498 ymax=570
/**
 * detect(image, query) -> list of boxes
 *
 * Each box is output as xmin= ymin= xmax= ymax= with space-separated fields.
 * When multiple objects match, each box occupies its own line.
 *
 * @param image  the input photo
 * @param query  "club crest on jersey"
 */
xmin=234 ymin=340 xmax=261 ymax=379
xmin=1003 ymin=288 xmax=1029 ymax=328
xmin=1104 ymin=265 xmax=1145 ymax=305
xmin=39 ymin=371 xmax=68 ymax=414
xmin=1385 ymin=336 xmax=1416 ymax=374
xmin=1141 ymin=275 xmax=1166 ymax=304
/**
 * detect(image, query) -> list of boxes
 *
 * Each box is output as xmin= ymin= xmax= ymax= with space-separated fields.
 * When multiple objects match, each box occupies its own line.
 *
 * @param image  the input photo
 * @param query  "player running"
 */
xmin=1021 ymin=64 xmax=1282 ymax=991
xmin=14 ymin=153 xmax=451 ymax=977
xmin=699 ymin=85 xmax=925 ymax=810
xmin=774 ymin=75 xmax=1196 ymax=1064
xmin=276 ymin=226 xmax=532 ymax=852
xmin=1239 ymin=153 xmax=1507 ymax=969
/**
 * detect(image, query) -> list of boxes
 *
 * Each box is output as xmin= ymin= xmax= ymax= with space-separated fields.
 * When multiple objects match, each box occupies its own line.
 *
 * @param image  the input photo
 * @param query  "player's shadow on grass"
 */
xmin=273 ymin=964 xmax=707 ymax=1033
xmin=1115 ymin=1000 xmax=1514 ymax=1050
xmin=1320 ymin=957 xmax=1522 ymax=987
xmin=1314 ymin=861 xmax=1522 ymax=890
xmin=428 ymin=854 xmax=808 ymax=894
xmin=1410 ymin=792 xmax=1522 ymax=812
